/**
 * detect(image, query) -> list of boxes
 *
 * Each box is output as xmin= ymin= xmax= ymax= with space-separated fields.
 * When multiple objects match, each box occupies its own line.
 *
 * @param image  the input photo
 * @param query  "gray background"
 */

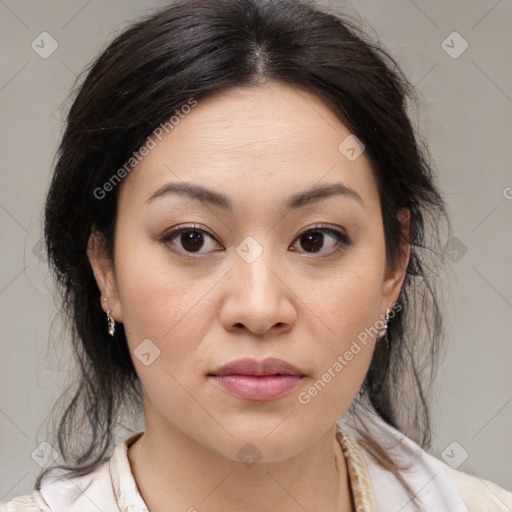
xmin=1 ymin=0 xmax=511 ymax=502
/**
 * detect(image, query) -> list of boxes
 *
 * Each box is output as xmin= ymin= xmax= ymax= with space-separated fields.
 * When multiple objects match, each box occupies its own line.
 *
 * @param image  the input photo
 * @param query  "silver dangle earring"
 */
xmin=106 ymin=309 xmax=116 ymax=336
xmin=377 ymin=307 xmax=392 ymax=339
xmin=103 ymin=298 xmax=115 ymax=336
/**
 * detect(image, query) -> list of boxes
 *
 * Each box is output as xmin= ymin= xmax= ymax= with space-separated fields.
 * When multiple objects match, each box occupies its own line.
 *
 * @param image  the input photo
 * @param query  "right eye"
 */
xmin=160 ymin=224 xmax=223 ymax=255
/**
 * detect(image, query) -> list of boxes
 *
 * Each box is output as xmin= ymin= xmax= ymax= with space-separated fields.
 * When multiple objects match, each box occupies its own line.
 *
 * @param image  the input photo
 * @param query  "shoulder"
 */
xmin=0 ymin=491 xmax=51 ymax=512
xmin=437 ymin=459 xmax=512 ymax=512
xmin=1 ymin=432 xmax=144 ymax=512
xmin=1 ymin=458 xmax=119 ymax=512
xmin=41 ymin=459 xmax=120 ymax=512
xmin=349 ymin=414 xmax=512 ymax=511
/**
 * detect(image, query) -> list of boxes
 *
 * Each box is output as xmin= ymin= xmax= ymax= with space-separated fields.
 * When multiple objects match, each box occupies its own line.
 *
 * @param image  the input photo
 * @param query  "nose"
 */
xmin=219 ymin=242 xmax=297 ymax=336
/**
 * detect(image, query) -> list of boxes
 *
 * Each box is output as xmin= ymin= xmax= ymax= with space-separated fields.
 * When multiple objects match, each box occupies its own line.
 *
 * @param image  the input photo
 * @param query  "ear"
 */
xmin=381 ymin=209 xmax=410 ymax=310
xmin=87 ymin=230 xmax=123 ymax=322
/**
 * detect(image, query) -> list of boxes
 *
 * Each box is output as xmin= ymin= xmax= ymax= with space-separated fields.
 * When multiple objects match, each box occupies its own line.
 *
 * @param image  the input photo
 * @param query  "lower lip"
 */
xmin=209 ymin=374 xmax=303 ymax=402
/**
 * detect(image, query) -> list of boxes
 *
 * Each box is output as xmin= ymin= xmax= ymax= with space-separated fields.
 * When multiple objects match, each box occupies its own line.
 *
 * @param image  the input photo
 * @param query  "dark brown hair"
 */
xmin=40 ymin=0 xmax=449 ymax=507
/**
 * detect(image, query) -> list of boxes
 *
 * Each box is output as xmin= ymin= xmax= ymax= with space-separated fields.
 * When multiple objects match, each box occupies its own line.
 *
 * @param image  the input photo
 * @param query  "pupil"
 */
xmin=302 ymin=232 xmax=323 ymax=252
xmin=182 ymin=230 xmax=204 ymax=252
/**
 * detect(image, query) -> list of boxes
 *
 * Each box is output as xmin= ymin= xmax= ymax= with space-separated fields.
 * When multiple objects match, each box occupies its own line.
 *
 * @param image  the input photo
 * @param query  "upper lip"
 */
xmin=209 ymin=357 xmax=305 ymax=377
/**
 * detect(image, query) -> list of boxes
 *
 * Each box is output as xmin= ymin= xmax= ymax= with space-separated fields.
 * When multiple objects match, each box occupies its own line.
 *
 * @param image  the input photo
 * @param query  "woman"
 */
xmin=2 ymin=0 xmax=511 ymax=510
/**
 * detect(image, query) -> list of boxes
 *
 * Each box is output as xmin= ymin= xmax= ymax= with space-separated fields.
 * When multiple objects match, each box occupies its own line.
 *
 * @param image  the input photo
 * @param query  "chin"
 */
xmin=203 ymin=423 xmax=309 ymax=464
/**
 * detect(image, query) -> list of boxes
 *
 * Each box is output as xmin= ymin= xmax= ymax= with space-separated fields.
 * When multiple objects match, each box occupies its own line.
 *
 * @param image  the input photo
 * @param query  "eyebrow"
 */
xmin=144 ymin=181 xmax=364 ymax=211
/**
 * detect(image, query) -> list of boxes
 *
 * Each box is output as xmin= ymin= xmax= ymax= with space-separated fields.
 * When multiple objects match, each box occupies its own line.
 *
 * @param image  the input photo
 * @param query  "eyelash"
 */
xmin=160 ymin=223 xmax=350 ymax=257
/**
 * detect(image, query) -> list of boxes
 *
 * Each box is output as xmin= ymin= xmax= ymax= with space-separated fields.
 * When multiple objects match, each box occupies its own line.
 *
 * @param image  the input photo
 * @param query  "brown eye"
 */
xmin=160 ymin=223 xmax=349 ymax=257
xmin=291 ymin=226 xmax=350 ymax=255
xmin=300 ymin=231 xmax=325 ymax=252
xmin=179 ymin=230 xmax=206 ymax=252
xmin=161 ymin=225 xmax=221 ymax=254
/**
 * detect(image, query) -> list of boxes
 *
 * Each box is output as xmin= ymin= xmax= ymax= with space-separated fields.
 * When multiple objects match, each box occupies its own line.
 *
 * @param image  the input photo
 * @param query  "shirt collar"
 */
xmin=109 ymin=426 xmax=378 ymax=512
xmin=109 ymin=431 xmax=148 ymax=512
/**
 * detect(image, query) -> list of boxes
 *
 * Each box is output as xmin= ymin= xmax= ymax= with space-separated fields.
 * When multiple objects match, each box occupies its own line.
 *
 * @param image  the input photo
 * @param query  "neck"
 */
xmin=127 ymin=418 xmax=354 ymax=512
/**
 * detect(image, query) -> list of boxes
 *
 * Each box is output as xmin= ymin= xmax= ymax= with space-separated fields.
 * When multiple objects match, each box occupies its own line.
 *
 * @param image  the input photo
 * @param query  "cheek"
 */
xmin=295 ymin=278 xmax=381 ymax=426
xmin=313 ymin=248 xmax=385 ymax=341
xmin=298 ymin=244 xmax=385 ymax=406
xmin=112 ymin=231 xmax=215 ymax=422
xmin=112 ymin=222 xmax=214 ymax=355
xmin=112 ymin=204 xmax=236 ymax=405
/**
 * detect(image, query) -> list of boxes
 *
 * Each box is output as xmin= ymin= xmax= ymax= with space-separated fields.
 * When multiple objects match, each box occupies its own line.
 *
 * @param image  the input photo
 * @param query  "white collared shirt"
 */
xmin=2 ymin=415 xmax=511 ymax=511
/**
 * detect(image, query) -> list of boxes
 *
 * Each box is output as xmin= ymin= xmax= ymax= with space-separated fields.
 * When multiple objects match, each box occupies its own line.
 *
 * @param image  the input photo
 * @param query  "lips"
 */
xmin=209 ymin=357 xmax=305 ymax=377
xmin=208 ymin=357 xmax=305 ymax=401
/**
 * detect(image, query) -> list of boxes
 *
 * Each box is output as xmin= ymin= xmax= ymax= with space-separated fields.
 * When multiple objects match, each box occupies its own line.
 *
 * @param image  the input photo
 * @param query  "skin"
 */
xmin=88 ymin=82 xmax=410 ymax=512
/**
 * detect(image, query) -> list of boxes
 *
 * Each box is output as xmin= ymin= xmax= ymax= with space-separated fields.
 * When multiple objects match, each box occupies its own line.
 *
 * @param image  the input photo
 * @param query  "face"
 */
xmin=89 ymin=83 xmax=409 ymax=462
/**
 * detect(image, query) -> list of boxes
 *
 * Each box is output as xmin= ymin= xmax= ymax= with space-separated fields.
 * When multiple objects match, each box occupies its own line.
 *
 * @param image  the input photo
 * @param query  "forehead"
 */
xmin=118 ymin=83 xmax=378 ymax=210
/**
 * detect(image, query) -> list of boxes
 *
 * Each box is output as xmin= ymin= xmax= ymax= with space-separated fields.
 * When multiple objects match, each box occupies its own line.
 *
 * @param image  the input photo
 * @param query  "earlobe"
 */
xmin=87 ymin=231 xmax=123 ymax=322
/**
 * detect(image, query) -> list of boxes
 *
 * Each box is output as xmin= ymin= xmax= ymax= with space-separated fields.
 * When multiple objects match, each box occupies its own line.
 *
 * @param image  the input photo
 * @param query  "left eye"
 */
xmin=161 ymin=224 xmax=349 ymax=256
xmin=290 ymin=227 xmax=349 ymax=255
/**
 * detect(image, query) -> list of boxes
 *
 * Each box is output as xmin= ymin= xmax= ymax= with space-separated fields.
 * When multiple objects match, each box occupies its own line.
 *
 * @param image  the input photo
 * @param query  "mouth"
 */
xmin=209 ymin=357 xmax=305 ymax=377
xmin=208 ymin=357 xmax=305 ymax=402
xmin=208 ymin=374 xmax=304 ymax=402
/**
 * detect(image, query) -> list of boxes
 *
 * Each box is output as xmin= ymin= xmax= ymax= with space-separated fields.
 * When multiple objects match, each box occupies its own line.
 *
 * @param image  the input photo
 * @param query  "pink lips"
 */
xmin=208 ymin=357 xmax=305 ymax=402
